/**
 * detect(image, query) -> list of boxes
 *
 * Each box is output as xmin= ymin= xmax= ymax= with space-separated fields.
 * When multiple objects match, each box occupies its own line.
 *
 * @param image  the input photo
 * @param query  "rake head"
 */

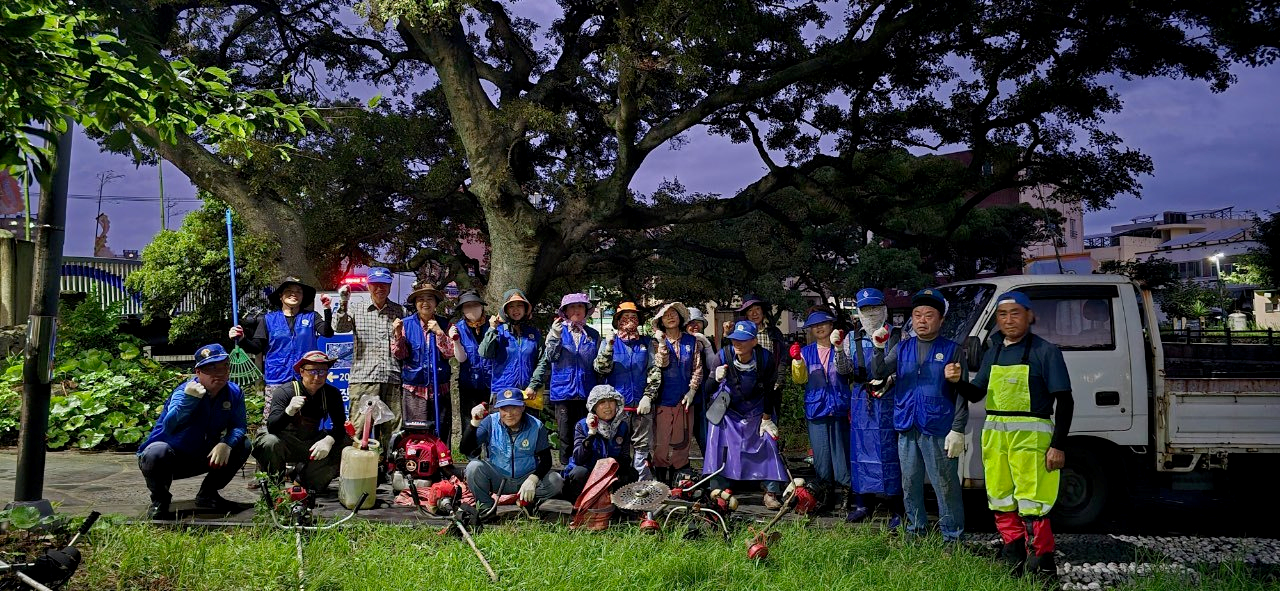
xmin=228 ymin=345 xmax=263 ymax=384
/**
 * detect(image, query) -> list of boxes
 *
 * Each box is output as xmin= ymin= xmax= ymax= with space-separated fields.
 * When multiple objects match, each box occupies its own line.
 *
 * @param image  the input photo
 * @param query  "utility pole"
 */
xmin=12 ymin=122 xmax=73 ymax=510
xmin=158 ymin=164 xmax=167 ymax=231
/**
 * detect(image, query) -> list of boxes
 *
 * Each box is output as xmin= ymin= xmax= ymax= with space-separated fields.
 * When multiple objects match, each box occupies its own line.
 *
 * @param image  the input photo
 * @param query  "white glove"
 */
xmin=469 ymin=403 xmax=488 ymax=427
xmin=637 ymin=396 xmax=653 ymax=415
xmin=830 ymin=329 xmax=844 ymax=346
xmin=309 ymin=435 xmax=336 ymax=460
xmin=944 ymin=430 xmax=966 ymax=459
xmin=872 ymin=327 xmax=891 ymax=348
xmin=587 ymin=413 xmax=599 ymax=436
xmin=714 ymin=365 xmax=726 ymax=382
xmin=546 ymin=318 xmax=564 ymax=346
xmin=680 ymin=389 xmax=696 ymax=410
xmin=519 ymin=474 xmax=539 ymax=503
xmin=184 ymin=381 xmax=207 ymax=399
xmin=759 ymin=418 xmax=779 ymax=439
xmin=337 ymin=285 xmax=351 ymax=301
xmin=285 ymin=395 xmax=306 ymax=416
xmin=208 ymin=442 xmax=231 ymax=467
xmin=228 ymin=325 xmax=244 ymax=339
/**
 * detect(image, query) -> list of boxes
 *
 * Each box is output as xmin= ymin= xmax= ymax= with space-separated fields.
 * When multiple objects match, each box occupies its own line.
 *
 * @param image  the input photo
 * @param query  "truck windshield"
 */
xmin=938 ymin=283 xmax=995 ymax=343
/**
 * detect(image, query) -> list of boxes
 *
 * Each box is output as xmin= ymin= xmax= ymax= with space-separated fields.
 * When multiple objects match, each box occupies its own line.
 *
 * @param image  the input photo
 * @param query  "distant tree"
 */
xmin=1099 ymin=257 xmax=1181 ymax=290
xmin=1224 ymin=211 xmax=1279 ymax=287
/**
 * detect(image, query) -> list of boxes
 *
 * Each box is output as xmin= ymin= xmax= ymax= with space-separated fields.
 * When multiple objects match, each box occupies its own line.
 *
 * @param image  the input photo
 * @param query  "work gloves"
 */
xmin=872 ymin=327 xmax=891 ymax=349
xmin=469 ymin=403 xmax=488 ymax=427
xmin=680 ymin=389 xmax=697 ymax=411
xmin=759 ymin=417 xmax=779 ymax=439
xmin=546 ymin=318 xmax=564 ymax=347
xmin=519 ymin=474 xmax=539 ymax=503
xmin=184 ymin=381 xmax=207 ymax=399
xmin=944 ymin=430 xmax=966 ymax=459
xmin=788 ymin=343 xmax=803 ymax=361
xmin=285 ymin=395 xmax=307 ymax=416
xmin=208 ymin=442 xmax=231 ymax=468
xmin=637 ymin=395 xmax=653 ymax=415
xmin=587 ymin=413 xmax=599 ymax=436
xmin=830 ymin=329 xmax=845 ymax=346
xmin=309 ymin=435 xmax=336 ymax=461
xmin=713 ymin=365 xmax=726 ymax=382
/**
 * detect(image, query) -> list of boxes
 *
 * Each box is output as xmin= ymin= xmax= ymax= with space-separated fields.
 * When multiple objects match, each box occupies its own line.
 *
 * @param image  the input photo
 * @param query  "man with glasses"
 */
xmin=252 ymin=351 xmax=350 ymax=491
xmin=336 ymin=267 xmax=405 ymax=454
xmin=137 ymin=344 xmax=250 ymax=520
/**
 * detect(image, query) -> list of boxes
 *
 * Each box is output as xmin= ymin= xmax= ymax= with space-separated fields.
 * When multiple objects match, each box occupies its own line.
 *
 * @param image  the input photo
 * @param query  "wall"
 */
xmin=0 ymin=230 xmax=34 ymax=326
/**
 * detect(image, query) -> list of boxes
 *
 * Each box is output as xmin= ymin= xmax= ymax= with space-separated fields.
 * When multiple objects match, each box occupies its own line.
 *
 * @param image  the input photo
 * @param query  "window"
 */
xmin=1069 ymin=219 xmax=1078 ymax=239
xmin=985 ymin=286 xmax=1118 ymax=351
xmin=1177 ymin=261 xmax=1202 ymax=278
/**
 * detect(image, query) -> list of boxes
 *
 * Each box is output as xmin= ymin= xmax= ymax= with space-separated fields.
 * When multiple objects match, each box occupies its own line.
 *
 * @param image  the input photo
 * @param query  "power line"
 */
xmin=27 ymin=192 xmax=204 ymax=203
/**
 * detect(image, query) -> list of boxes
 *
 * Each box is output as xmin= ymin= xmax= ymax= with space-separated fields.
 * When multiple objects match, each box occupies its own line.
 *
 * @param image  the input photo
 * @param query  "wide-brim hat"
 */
xmin=686 ymin=307 xmax=708 ymax=330
xmin=558 ymin=292 xmax=593 ymax=315
xmin=499 ymin=289 xmax=531 ymax=322
xmin=650 ymin=302 xmax=690 ymax=333
xmin=612 ymin=302 xmax=640 ymax=329
xmin=405 ymin=281 xmax=446 ymax=308
xmin=457 ymin=291 xmax=486 ymax=308
xmin=292 ymin=350 xmax=337 ymax=375
xmin=268 ymin=277 xmax=317 ymax=309
xmin=737 ymin=295 xmax=768 ymax=313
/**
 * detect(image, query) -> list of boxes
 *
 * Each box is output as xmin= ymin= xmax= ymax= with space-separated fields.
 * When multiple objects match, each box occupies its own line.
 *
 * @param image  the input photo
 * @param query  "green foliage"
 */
xmin=1224 ymin=211 xmax=1279 ymax=287
xmin=0 ymin=296 xmax=185 ymax=450
xmin=1157 ymin=280 xmax=1234 ymax=323
xmin=125 ymin=197 xmax=276 ymax=343
xmin=0 ymin=0 xmax=319 ymax=181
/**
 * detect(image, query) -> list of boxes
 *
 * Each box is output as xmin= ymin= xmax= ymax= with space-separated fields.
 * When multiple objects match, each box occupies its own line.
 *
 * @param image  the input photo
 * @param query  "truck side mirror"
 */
xmin=965 ymin=335 xmax=983 ymax=372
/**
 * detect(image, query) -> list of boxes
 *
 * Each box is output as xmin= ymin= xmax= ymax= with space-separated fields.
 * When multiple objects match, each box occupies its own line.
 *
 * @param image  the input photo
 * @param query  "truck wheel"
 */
xmin=1053 ymin=445 xmax=1110 ymax=529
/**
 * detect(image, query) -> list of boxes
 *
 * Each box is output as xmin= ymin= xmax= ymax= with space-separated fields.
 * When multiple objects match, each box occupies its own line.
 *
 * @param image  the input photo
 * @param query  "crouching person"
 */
xmin=462 ymin=389 xmax=564 ymax=515
xmin=562 ymin=385 xmax=640 ymax=500
xmin=252 ymin=351 xmax=349 ymax=491
xmin=138 ymin=344 xmax=250 ymax=520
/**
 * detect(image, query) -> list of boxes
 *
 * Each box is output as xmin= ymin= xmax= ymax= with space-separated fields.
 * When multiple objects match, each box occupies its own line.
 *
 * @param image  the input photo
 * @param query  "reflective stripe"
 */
xmin=983 ymin=419 xmax=1054 ymax=434
xmin=1018 ymin=498 xmax=1053 ymax=516
xmin=988 ymin=494 xmax=1017 ymax=511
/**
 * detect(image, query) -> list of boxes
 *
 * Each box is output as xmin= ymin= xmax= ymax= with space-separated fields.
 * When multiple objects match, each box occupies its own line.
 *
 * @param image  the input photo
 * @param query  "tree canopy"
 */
xmin=70 ymin=0 xmax=1280 ymax=306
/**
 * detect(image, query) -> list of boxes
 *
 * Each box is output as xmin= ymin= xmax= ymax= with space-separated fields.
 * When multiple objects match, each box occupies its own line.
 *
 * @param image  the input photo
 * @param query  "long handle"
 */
xmin=225 ymin=208 xmax=240 ymax=325
xmin=431 ymin=332 xmax=441 ymax=439
xmin=455 ymin=519 xmax=499 ymax=582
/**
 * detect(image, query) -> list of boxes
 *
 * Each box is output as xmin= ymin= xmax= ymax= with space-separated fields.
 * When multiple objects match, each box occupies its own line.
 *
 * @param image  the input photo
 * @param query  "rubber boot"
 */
xmin=1024 ymin=516 xmax=1057 ymax=578
xmin=998 ymin=537 xmax=1027 ymax=577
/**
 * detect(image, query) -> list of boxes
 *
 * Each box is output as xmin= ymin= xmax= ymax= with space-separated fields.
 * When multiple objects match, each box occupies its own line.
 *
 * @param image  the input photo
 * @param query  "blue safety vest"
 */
xmin=658 ymin=334 xmax=697 ymax=407
xmin=801 ymin=343 xmax=851 ymax=420
xmin=400 ymin=314 xmax=452 ymax=387
xmin=454 ymin=320 xmax=493 ymax=391
xmin=489 ymin=324 xmax=542 ymax=396
xmin=480 ymin=413 xmax=545 ymax=479
xmin=892 ymin=336 xmax=961 ymax=436
xmin=263 ymin=310 xmax=320 ymax=385
xmin=549 ymin=325 xmax=600 ymax=402
xmin=607 ymin=336 xmax=650 ymax=406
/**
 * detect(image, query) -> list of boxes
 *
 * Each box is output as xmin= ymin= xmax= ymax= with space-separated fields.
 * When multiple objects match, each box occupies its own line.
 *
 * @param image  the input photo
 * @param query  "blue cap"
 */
xmin=193 ymin=344 xmax=229 ymax=368
xmin=804 ymin=310 xmax=835 ymax=327
xmin=911 ymin=288 xmax=947 ymax=316
xmin=493 ymin=388 xmax=526 ymax=408
xmin=996 ymin=291 xmax=1033 ymax=311
xmin=367 ymin=267 xmax=394 ymax=284
xmin=855 ymin=288 xmax=884 ymax=307
xmin=726 ymin=320 xmax=759 ymax=341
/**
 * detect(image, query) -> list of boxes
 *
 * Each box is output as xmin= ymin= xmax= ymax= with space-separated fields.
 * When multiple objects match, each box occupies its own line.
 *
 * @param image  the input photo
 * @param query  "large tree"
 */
xmin=103 ymin=0 xmax=1280 ymax=302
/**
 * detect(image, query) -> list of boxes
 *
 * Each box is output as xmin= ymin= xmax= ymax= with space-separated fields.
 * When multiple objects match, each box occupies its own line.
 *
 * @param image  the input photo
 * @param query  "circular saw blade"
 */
xmin=613 ymin=480 xmax=672 ymax=512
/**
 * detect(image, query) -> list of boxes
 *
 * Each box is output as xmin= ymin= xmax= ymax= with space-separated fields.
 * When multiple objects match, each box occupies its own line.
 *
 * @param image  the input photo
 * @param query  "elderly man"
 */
xmin=956 ymin=291 xmax=1074 ymax=577
xmin=336 ymin=266 xmax=405 ymax=454
xmin=870 ymin=289 xmax=967 ymax=543
xmin=137 ymin=344 xmax=250 ymax=520
xmin=462 ymin=389 xmax=564 ymax=515
xmin=252 ymin=351 xmax=349 ymax=491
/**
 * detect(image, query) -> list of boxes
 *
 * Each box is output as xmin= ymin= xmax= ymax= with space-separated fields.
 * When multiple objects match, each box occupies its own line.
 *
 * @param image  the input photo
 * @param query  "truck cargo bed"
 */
xmin=1159 ymin=377 xmax=1280 ymax=452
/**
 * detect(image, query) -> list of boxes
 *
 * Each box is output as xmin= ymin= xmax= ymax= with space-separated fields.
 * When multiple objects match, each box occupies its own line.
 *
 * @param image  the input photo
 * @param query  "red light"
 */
xmin=341 ymin=276 xmax=366 ymax=285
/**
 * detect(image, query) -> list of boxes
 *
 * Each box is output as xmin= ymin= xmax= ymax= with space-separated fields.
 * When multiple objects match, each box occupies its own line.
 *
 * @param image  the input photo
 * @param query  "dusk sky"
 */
xmin=27 ymin=20 xmax=1280 ymax=258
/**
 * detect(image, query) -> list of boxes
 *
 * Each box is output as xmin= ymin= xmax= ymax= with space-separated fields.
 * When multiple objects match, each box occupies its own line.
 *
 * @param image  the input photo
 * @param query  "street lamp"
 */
xmin=1208 ymin=252 xmax=1224 ymax=283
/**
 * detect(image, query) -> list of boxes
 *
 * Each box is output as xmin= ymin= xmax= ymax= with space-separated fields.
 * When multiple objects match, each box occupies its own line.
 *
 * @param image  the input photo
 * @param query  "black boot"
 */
xmin=1025 ymin=550 xmax=1057 ymax=578
xmin=998 ymin=537 xmax=1027 ymax=577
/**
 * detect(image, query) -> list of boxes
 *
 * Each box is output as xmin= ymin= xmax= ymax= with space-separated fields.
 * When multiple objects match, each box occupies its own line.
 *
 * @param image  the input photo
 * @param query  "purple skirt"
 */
xmin=702 ymin=411 xmax=788 ymax=482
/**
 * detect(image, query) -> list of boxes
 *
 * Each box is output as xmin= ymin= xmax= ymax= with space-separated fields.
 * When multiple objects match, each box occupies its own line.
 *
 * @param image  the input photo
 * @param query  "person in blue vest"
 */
xmin=844 ymin=287 xmax=904 ymax=524
xmin=686 ymin=307 xmax=718 ymax=456
xmin=704 ymin=320 xmax=789 ymax=510
xmin=643 ymin=301 xmax=704 ymax=485
xmin=594 ymin=301 xmax=655 ymax=480
xmin=392 ymin=281 xmax=455 ymax=446
xmin=561 ymin=384 xmax=639 ymax=500
xmin=789 ymin=307 xmax=852 ymax=513
xmin=870 ymin=289 xmax=967 ymax=543
xmin=228 ymin=276 xmax=333 ymax=418
xmin=449 ymin=291 xmax=492 ymax=446
xmin=138 ymin=344 xmax=250 ymax=520
xmin=529 ymin=292 xmax=601 ymax=465
xmin=462 ymin=390 xmax=564 ymax=515
xmin=478 ymin=288 xmax=543 ymax=408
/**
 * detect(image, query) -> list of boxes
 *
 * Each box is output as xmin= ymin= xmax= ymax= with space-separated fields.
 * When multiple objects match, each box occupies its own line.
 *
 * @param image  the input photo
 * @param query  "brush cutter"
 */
xmin=259 ymin=478 xmax=368 ymax=591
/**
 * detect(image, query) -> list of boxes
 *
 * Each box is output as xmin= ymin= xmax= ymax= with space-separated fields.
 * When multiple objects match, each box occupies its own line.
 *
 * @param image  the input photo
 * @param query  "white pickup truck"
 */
xmin=936 ymin=274 xmax=1280 ymax=528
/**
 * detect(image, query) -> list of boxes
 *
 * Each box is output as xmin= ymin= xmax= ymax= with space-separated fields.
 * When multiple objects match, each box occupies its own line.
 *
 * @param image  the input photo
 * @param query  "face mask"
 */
xmin=858 ymin=305 xmax=888 ymax=332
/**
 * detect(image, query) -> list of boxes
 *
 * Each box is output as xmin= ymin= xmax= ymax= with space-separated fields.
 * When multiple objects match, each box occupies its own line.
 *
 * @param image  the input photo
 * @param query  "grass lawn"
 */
xmin=64 ymin=519 xmax=1270 ymax=591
